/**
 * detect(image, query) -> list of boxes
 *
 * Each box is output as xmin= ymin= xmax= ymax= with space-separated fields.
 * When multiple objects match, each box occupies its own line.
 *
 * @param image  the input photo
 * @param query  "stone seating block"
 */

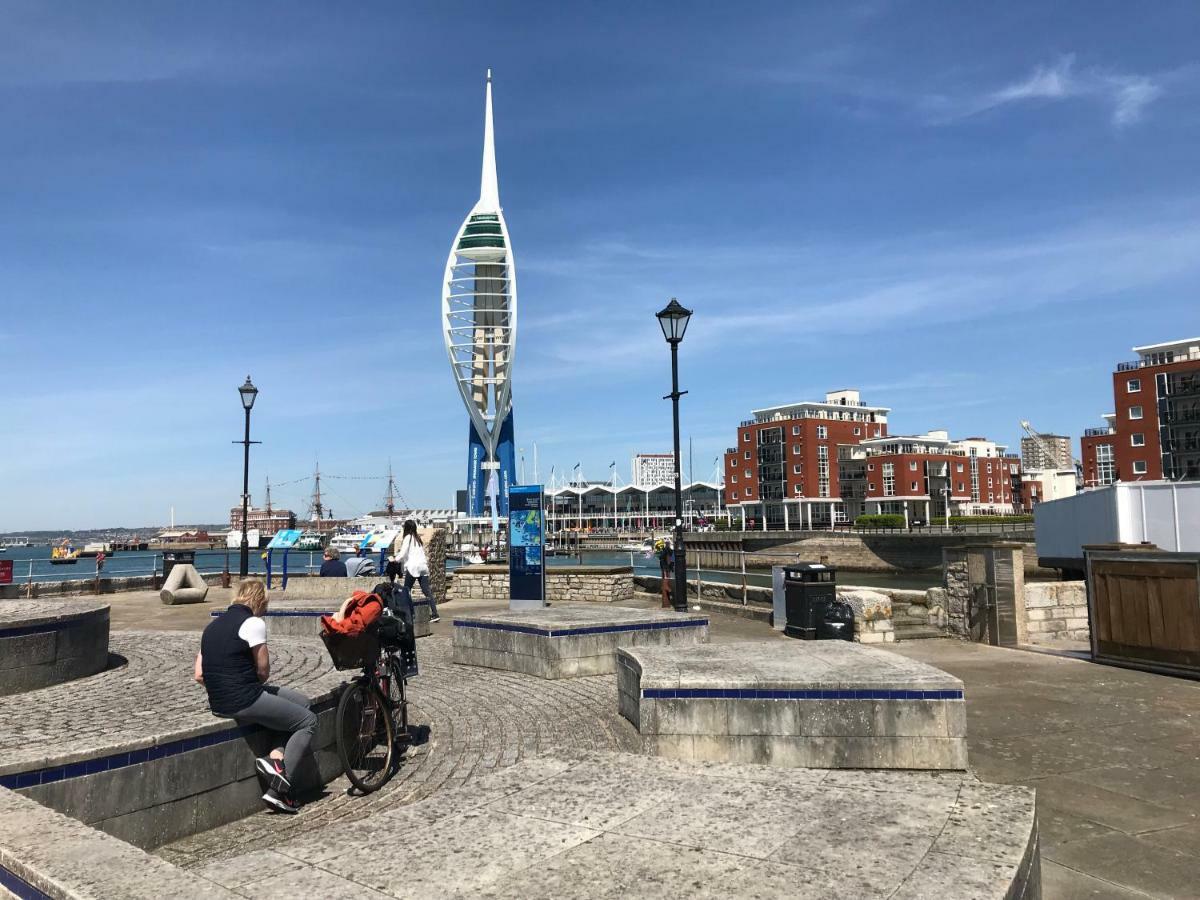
xmin=619 ymin=641 xmax=967 ymax=770
xmin=0 ymin=601 xmax=110 ymax=696
xmin=452 ymin=604 xmax=709 ymax=679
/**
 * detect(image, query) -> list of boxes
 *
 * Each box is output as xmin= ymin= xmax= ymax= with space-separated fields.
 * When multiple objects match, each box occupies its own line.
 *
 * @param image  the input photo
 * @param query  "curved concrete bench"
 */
xmin=159 ymin=563 xmax=209 ymax=605
xmin=0 ymin=601 xmax=110 ymax=696
xmin=0 ymin=632 xmax=345 ymax=849
xmin=619 ymin=641 xmax=967 ymax=770
xmin=452 ymin=604 xmax=709 ymax=678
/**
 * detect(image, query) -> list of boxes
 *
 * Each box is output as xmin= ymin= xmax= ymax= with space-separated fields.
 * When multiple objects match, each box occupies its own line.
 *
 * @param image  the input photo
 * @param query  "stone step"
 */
xmin=896 ymin=625 xmax=947 ymax=641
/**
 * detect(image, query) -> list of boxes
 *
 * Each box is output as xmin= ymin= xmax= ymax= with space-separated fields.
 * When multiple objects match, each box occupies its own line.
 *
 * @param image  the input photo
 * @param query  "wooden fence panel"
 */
xmin=1088 ymin=555 xmax=1200 ymax=676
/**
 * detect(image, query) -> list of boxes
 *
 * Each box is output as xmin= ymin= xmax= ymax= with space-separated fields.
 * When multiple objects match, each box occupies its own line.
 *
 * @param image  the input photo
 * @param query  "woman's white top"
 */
xmin=397 ymin=534 xmax=429 ymax=577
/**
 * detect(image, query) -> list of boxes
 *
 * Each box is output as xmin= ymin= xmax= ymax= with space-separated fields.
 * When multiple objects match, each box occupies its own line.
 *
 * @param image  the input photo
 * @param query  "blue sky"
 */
xmin=3 ymin=1 xmax=1199 ymax=530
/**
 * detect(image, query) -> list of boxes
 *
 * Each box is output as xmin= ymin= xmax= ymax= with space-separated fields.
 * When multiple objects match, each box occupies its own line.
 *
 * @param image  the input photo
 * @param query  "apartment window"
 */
xmin=794 ymin=485 xmax=803 ymax=495
xmin=744 ymin=486 xmax=753 ymax=496
xmin=1132 ymin=460 xmax=1148 ymax=475
xmin=882 ymin=463 xmax=895 ymax=497
xmin=869 ymin=483 xmax=877 ymax=492
xmin=792 ymin=425 xmax=801 ymax=436
xmin=793 ymin=464 xmax=802 ymax=474
xmin=1095 ymin=444 xmax=1116 ymax=485
xmin=957 ymin=482 xmax=965 ymax=491
xmin=956 ymin=463 xmax=964 ymax=473
xmin=1127 ymin=378 xmax=1141 ymax=393
xmin=909 ymin=461 xmax=918 ymax=471
xmin=816 ymin=425 xmax=828 ymax=440
xmin=853 ymin=427 xmax=861 ymax=436
xmin=1129 ymin=405 xmax=1143 ymax=420
xmin=744 ymin=451 xmax=751 ymax=460
xmin=731 ymin=491 xmax=738 ymax=500
xmin=792 ymin=444 xmax=801 ymax=455
xmin=874 ymin=427 xmax=882 ymax=437
xmin=743 ymin=431 xmax=750 ymax=442
xmin=731 ymin=475 xmax=738 ymax=483
xmin=867 ymin=463 xmax=875 ymax=471
xmin=988 ymin=493 xmax=994 ymax=502
xmin=1131 ymin=433 xmax=1145 ymax=447
xmin=987 ymin=478 xmax=993 ymax=487
xmin=910 ymin=481 xmax=919 ymax=491
xmin=744 ymin=470 xmax=751 ymax=479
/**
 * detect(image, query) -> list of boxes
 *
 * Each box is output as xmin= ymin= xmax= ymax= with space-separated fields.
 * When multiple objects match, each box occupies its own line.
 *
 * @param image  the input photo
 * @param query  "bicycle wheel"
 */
xmin=385 ymin=656 xmax=410 ymax=741
xmin=336 ymin=680 xmax=396 ymax=794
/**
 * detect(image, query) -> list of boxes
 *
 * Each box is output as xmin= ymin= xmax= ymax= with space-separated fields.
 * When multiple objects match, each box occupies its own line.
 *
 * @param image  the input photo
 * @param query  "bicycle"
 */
xmin=323 ymin=611 xmax=414 ymax=794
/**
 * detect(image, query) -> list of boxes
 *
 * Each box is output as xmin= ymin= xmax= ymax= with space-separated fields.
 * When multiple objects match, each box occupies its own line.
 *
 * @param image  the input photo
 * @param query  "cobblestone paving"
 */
xmin=0 ymin=631 xmax=342 ymax=774
xmin=159 ymin=635 xmax=640 ymax=869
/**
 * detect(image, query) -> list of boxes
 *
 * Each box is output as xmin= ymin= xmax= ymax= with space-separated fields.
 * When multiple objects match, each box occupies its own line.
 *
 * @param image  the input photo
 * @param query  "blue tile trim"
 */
xmin=641 ymin=687 xmax=965 ymax=701
xmin=0 ymin=693 xmax=339 ymax=791
xmin=0 ymin=863 xmax=53 ymax=900
xmin=452 ymin=618 xmax=709 ymax=638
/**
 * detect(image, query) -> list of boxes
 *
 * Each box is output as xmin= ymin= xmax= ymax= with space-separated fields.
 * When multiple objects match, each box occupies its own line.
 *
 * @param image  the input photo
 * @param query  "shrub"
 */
xmin=853 ymin=514 xmax=907 ymax=528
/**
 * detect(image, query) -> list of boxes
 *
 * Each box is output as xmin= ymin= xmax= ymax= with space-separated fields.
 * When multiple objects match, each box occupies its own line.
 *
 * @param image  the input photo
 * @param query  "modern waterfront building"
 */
xmin=1020 ymin=433 xmax=1073 ymax=471
xmin=631 ymin=453 xmax=676 ymax=487
xmin=545 ymin=481 xmax=726 ymax=532
xmin=723 ymin=390 xmax=890 ymax=529
xmin=442 ymin=70 xmax=517 ymax=518
xmin=838 ymin=432 xmax=1021 ymax=525
xmin=1080 ymin=337 xmax=1200 ymax=484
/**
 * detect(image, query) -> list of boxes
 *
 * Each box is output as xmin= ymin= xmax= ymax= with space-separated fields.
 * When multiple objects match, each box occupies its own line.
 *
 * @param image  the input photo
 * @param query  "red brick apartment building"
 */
xmin=1081 ymin=338 xmax=1200 ymax=485
xmin=723 ymin=390 xmax=889 ymax=529
xmin=838 ymin=432 xmax=1020 ymax=525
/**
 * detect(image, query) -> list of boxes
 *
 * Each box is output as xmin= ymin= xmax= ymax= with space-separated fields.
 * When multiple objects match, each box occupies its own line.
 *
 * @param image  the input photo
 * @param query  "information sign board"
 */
xmin=508 ymin=485 xmax=545 ymax=610
xmin=0 ymin=560 xmax=12 ymax=585
xmin=266 ymin=529 xmax=304 ymax=550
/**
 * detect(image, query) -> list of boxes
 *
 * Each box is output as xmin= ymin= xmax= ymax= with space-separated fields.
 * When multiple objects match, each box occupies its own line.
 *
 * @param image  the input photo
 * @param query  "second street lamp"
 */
xmin=234 ymin=376 xmax=260 ymax=577
xmin=656 ymin=298 xmax=692 ymax=613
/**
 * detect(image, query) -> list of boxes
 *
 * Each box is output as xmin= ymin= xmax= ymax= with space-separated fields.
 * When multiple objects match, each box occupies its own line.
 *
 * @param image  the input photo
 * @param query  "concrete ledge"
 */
xmin=619 ymin=641 xmax=967 ymax=770
xmin=0 ymin=601 xmax=110 ymax=696
xmin=211 ymin=597 xmax=433 ymax=638
xmin=452 ymin=604 xmax=709 ymax=678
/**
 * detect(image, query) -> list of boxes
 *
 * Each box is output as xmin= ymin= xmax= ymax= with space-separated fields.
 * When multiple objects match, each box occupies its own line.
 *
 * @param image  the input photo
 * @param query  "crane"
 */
xmin=1020 ymin=421 xmax=1083 ymax=486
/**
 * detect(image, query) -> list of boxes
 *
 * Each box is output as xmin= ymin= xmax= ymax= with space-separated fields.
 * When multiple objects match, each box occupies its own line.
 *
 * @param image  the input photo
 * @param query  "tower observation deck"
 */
xmin=442 ymin=70 xmax=517 ymax=518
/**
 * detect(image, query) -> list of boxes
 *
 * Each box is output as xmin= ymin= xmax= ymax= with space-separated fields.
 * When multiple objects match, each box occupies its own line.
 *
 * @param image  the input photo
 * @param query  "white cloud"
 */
xmin=955 ymin=54 xmax=1164 ymax=127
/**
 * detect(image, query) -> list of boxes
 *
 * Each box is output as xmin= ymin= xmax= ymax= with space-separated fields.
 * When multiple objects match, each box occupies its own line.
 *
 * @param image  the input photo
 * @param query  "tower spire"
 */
xmin=475 ymin=68 xmax=500 ymax=213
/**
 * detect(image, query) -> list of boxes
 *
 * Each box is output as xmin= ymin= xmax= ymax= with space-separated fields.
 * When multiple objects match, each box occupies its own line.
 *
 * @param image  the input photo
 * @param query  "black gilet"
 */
xmin=200 ymin=603 xmax=264 ymax=715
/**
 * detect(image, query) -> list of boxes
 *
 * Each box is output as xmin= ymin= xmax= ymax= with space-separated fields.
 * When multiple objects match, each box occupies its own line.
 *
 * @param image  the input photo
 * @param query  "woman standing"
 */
xmin=395 ymin=519 xmax=440 ymax=622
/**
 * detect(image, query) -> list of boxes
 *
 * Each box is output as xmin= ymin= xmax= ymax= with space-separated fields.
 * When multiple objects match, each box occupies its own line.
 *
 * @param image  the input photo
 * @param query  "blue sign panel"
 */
xmin=266 ymin=529 xmax=304 ymax=550
xmin=508 ymin=485 xmax=545 ymax=610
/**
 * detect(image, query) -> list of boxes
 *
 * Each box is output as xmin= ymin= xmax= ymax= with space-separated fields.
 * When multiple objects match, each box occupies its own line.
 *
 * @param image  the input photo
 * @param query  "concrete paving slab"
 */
xmin=1137 ymin=821 xmax=1200 ymax=859
xmin=1044 ymin=830 xmax=1200 ymax=898
xmin=1039 ymin=861 xmax=1147 ymax=900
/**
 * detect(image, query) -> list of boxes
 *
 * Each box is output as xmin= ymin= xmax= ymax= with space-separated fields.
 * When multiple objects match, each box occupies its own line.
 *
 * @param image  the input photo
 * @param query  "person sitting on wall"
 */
xmin=194 ymin=580 xmax=315 ymax=815
xmin=319 ymin=546 xmax=347 ymax=577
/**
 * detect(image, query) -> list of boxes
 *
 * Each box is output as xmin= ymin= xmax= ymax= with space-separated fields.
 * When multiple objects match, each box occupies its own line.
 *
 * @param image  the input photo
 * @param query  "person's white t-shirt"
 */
xmin=399 ymin=535 xmax=429 ymax=577
xmin=238 ymin=616 xmax=267 ymax=648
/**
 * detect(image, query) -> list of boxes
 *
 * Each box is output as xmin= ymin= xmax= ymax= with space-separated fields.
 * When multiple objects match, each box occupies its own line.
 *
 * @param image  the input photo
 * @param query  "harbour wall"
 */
xmin=684 ymin=532 xmax=1048 ymax=576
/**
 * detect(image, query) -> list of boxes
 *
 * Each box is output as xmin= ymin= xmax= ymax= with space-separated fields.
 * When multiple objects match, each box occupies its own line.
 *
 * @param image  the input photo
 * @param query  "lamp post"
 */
xmin=656 ymin=298 xmax=692 ymax=612
xmin=234 ymin=376 xmax=260 ymax=577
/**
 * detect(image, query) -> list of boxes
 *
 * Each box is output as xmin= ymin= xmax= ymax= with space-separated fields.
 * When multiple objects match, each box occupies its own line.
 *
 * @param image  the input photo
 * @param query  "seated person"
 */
xmin=318 ymin=546 xmax=347 ymax=577
xmin=194 ymin=580 xmax=315 ymax=815
xmin=344 ymin=547 xmax=376 ymax=578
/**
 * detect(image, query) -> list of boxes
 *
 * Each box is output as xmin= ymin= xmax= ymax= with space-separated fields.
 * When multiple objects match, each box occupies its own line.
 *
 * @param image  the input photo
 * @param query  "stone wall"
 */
xmin=0 ymin=602 xmax=110 ymax=696
xmin=448 ymin=566 xmax=635 ymax=604
xmin=941 ymin=547 xmax=971 ymax=638
xmin=1024 ymin=581 xmax=1089 ymax=641
xmin=685 ymin=532 xmax=1045 ymax=575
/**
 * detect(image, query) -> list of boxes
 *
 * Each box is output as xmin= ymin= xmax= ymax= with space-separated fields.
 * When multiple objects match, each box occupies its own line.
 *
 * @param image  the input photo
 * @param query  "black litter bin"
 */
xmin=783 ymin=563 xmax=836 ymax=640
xmin=162 ymin=549 xmax=196 ymax=581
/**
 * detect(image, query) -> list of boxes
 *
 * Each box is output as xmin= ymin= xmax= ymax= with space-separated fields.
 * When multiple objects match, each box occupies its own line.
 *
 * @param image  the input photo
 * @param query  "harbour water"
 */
xmin=2 ymin=545 xmax=942 ymax=591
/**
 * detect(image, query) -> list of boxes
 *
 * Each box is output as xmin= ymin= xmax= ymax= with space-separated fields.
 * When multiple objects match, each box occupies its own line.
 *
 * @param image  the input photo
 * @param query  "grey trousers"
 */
xmin=230 ymin=685 xmax=316 ymax=781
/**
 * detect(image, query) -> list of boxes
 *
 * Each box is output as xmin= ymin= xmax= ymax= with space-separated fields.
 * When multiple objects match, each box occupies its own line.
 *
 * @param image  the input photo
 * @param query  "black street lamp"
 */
xmin=656 ymin=297 xmax=692 ymax=613
xmin=234 ymin=376 xmax=260 ymax=577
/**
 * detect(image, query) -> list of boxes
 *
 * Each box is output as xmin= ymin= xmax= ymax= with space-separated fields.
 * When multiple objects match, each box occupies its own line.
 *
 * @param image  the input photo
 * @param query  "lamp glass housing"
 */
xmin=656 ymin=298 xmax=693 ymax=344
xmin=239 ymin=376 xmax=258 ymax=410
